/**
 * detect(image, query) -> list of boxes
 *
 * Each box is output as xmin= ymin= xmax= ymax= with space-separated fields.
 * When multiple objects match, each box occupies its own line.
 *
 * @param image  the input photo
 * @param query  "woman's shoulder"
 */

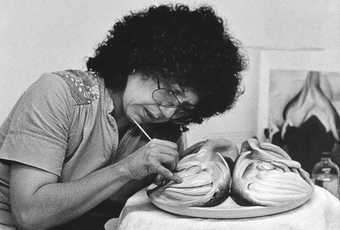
xmin=48 ymin=69 xmax=100 ymax=105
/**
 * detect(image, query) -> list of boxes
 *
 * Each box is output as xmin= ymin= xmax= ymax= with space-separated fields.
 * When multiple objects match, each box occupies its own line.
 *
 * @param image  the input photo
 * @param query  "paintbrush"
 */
xmin=130 ymin=117 xmax=152 ymax=141
xmin=130 ymin=117 xmax=183 ymax=184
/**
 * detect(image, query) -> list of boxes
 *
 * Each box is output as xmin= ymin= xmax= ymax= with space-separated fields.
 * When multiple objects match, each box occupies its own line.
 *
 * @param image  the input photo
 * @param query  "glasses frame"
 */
xmin=151 ymin=77 xmax=195 ymax=124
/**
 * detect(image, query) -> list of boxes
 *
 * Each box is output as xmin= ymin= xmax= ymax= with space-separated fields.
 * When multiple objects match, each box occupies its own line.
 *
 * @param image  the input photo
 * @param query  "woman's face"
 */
xmin=122 ymin=72 xmax=199 ymax=124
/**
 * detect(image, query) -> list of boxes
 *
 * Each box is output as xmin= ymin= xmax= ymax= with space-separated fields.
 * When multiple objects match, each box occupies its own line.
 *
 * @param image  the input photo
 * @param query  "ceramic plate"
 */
xmin=148 ymin=192 xmax=312 ymax=219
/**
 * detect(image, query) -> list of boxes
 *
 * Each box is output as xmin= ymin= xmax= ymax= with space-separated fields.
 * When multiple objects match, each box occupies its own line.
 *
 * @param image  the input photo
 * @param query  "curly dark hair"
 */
xmin=86 ymin=4 xmax=247 ymax=124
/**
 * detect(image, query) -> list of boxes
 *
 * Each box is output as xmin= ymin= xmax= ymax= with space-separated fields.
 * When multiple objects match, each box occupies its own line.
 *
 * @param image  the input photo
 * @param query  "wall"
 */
xmin=1 ymin=0 xmax=339 ymax=146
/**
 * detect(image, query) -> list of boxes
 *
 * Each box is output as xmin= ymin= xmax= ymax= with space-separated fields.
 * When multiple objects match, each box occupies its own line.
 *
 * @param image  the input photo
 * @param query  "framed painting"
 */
xmin=257 ymin=50 xmax=340 ymax=172
xmin=257 ymin=50 xmax=340 ymax=141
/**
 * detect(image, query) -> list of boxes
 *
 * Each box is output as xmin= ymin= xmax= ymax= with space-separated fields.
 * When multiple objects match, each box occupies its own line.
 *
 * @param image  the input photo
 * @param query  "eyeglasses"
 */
xmin=152 ymin=77 xmax=195 ymax=124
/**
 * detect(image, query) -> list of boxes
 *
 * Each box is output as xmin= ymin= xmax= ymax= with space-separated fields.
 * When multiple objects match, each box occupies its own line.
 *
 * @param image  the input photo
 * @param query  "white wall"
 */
xmin=1 ymin=0 xmax=340 ymax=146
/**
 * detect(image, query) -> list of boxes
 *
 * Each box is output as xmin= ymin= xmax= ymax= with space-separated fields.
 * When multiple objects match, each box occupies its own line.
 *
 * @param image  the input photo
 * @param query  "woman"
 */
xmin=0 ymin=4 xmax=246 ymax=229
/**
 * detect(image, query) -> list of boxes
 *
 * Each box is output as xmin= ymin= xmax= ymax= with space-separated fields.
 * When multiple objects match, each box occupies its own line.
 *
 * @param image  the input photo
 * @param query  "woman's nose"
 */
xmin=159 ymin=106 xmax=177 ymax=119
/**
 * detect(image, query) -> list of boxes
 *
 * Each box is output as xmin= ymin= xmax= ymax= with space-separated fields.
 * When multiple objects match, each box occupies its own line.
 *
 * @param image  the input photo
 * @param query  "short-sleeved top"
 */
xmin=0 ymin=70 xmax=121 ymax=227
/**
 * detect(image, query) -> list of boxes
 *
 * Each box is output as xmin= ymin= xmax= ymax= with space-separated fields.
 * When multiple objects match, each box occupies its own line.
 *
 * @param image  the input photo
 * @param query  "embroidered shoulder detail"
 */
xmin=53 ymin=70 xmax=100 ymax=105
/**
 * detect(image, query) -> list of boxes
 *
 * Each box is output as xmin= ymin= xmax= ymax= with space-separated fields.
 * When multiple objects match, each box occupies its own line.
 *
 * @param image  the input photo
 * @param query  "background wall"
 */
xmin=1 ymin=0 xmax=340 ymax=146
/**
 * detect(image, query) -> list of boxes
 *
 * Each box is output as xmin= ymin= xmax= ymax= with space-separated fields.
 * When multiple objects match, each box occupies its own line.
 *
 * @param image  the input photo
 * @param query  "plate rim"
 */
xmin=149 ymin=192 xmax=313 ymax=219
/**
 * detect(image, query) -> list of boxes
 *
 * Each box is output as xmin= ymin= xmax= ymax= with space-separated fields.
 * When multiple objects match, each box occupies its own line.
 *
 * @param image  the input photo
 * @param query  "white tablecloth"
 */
xmin=105 ymin=186 xmax=340 ymax=230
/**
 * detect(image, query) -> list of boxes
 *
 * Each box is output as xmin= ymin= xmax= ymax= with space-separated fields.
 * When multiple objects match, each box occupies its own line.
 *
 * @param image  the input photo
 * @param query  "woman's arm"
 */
xmin=10 ymin=138 xmax=180 ymax=230
xmin=10 ymin=162 xmax=130 ymax=230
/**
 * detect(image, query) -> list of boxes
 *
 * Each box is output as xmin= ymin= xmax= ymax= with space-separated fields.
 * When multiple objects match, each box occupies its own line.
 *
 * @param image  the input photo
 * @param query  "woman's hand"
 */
xmin=119 ymin=138 xmax=182 ymax=183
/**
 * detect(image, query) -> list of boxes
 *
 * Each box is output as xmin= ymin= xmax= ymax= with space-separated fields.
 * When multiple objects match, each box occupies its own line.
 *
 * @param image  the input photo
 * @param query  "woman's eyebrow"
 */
xmin=180 ymin=101 xmax=195 ymax=109
xmin=172 ymin=84 xmax=187 ymax=95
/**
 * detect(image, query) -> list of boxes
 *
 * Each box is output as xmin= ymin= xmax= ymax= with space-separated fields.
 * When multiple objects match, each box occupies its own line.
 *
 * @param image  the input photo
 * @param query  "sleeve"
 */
xmin=0 ymin=73 xmax=72 ymax=176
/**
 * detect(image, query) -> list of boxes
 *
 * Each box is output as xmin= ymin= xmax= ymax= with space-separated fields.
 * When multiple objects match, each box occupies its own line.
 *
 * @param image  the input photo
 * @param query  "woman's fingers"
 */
xmin=151 ymin=145 xmax=179 ymax=158
xmin=122 ymin=138 xmax=181 ymax=181
xmin=147 ymin=140 xmax=179 ymax=171
xmin=148 ymin=140 xmax=178 ymax=157
xmin=150 ymin=138 xmax=178 ymax=149
xmin=151 ymin=153 xmax=182 ymax=184
xmin=153 ymin=162 xmax=182 ymax=184
xmin=154 ymin=174 xmax=164 ymax=185
xmin=151 ymin=152 xmax=177 ymax=172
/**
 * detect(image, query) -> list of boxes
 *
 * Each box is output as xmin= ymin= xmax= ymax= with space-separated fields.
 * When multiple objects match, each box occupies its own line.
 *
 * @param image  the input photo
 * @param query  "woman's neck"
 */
xmin=108 ymin=89 xmax=131 ymax=135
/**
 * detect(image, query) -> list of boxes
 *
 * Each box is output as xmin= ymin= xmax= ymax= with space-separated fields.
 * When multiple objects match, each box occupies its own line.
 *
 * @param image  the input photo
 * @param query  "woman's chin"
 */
xmin=126 ymin=107 xmax=168 ymax=124
xmin=124 ymin=109 xmax=139 ymax=123
xmin=127 ymin=111 xmax=149 ymax=124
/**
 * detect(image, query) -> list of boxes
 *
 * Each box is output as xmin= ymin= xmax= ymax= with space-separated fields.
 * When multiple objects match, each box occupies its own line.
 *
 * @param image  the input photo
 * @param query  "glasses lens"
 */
xmin=152 ymin=88 xmax=195 ymax=123
xmin=152 ymin=88 xmax=179 ymax=107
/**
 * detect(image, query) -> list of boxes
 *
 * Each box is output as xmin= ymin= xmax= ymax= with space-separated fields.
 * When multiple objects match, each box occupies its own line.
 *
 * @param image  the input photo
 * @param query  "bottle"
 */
xmin=311 ymin=151 xmax=340 ymax=198
xmin=263 ymin=128 xmax=271 ymax=143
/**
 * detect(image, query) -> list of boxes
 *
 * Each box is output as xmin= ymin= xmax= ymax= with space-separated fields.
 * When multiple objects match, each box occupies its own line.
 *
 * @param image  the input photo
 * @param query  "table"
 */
xmin=105 ymin=186 xmax=340 ymax=230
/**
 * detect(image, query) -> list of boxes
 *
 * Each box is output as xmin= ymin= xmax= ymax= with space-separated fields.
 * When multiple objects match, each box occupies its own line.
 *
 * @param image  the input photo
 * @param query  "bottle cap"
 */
xmin=320 ymin=151 xmax=331 ymax=157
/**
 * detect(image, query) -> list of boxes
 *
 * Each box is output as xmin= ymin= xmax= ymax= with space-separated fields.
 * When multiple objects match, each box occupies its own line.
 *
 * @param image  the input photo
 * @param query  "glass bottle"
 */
xmin=263 ymin=128 xmax=271 ymax=143
xmin=311 ymin=151 xmax=340 ymax=198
